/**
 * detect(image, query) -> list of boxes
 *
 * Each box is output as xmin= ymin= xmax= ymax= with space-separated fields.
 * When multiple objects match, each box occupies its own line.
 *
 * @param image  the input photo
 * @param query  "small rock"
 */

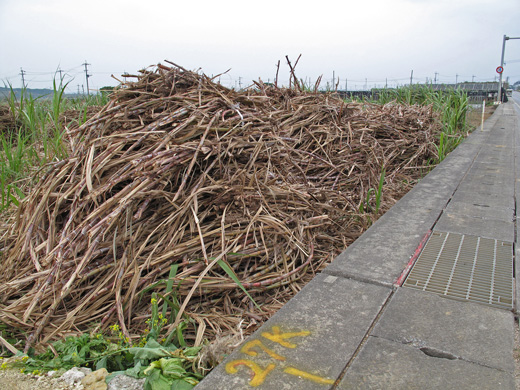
xmin=107 ymin=374 xmax=145 ymax=390
xmin=81 ymin=368 xmax=108 ymax=390
xmin=78 ymin=367 xmax=94 ymax=376
xmin=61 ymin=367 xmax=91 ymax=385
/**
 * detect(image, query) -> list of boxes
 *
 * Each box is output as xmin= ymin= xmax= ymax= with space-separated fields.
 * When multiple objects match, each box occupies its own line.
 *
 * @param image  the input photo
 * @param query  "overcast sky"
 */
xmin=1 ymin=0 xmax=519 ymax=93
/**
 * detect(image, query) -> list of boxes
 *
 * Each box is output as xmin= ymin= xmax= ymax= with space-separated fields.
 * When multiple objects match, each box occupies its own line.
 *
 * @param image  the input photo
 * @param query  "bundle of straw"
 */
xmin=0 ymin=63 xmax=440 ymax=350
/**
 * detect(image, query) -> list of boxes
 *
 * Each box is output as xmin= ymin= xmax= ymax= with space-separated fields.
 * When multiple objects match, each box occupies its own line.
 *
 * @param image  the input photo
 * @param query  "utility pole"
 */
xmin=82 ymin=61 xmax=91 ymax=96
xmin=455 ymin=74 xmax=459 ymax=85
xmin=410 ymin=70 xmax=413 ymax=86
xmin=385 ymin=78 xmax=387 ymax=88
xmin=58 ymin=67 xmax=63 ymax=81
xmin=434 ymin=72 xmax=438 ymax=84
xmin=77 ymin=84 xmax=80 ymax=96
xmin=498 ymin=35 xmax=520 ymax=102
xmin=472 ymin=75 xmax=475 ymax=83
xmin=238 ymin=77 xmax=242 ymax=90
xmin=20 ymin=67 xmax=26 ymax=88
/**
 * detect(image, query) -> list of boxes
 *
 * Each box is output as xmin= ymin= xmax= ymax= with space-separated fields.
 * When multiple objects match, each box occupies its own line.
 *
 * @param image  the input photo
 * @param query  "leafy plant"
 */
xmin=0 ymin=78 xmax=105 ymax=212
xmin=5 ymin=266 xmax=205 ymax=389
xmin=359 ymin=164 xmax=385 ymax=215
xmin=353 ymin=85 xmax=470 ymax=163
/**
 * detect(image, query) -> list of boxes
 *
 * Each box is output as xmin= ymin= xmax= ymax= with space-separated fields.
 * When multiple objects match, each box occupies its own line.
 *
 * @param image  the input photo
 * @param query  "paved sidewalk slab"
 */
xmin=323 ymin=204 xmax=440 ymax=286
xmin=444 ymin=199 xmax=513 ymax=221
xmin=474 ymin=150 xmax=514 ymax=166
xmin=336 ymin=337 xmax=515 ymax=390
xmin=449 ymin=187 xmax=515 ymax=209
xmin=459 ymin=171 xmax=514 ymax=195
xmin=455 ymin=179 xmax=514 ymax=196
xmin=371 ymin=287 xmax=514 ymax=372
xmin=195 ymin=273 xmax=391 ymax=390
xmin=434 ymin=212 xmax=514 ymax=242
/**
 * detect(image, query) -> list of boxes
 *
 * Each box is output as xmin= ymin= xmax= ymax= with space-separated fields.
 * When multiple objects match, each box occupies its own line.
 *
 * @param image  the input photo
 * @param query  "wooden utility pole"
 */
xmin=410 ymin=70 xmax=413 ymax=86
xmin=83 ymin=61 xmax=91 ymax=96
xmin=20 ymin=67 xmax=26 ymax=88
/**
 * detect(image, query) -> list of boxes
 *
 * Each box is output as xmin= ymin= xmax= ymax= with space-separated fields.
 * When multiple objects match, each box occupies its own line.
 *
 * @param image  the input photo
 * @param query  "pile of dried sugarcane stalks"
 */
xmin=0 ymin=62 xmax=441 ymax=351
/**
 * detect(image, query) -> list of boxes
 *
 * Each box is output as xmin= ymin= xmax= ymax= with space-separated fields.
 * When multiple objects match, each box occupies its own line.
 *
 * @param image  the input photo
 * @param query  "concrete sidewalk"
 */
xmin=195 ymin=100 xmax=519 ymax=389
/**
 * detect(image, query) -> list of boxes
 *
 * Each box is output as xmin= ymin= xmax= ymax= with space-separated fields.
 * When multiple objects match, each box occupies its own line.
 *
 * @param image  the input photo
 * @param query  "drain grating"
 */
xmin=403 ymin=231 xmax=513 ymax=310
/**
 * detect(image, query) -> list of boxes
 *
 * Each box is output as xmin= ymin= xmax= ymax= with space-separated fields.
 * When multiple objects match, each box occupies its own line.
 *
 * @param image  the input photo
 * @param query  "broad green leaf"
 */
xmin=158 ymin=357 xmax=186 ymax=379
xmin=145 ymin=368 xmax=172 ymax=390
xmin=171 ymin=379 xmax=196 ymax=390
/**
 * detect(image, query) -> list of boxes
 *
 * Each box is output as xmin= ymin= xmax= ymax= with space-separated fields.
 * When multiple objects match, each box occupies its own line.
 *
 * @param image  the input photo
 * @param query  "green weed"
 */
xmin=0 ymin=77 xmax=104 ymax=212
xmin=357 ymin=85 xmax=469 ymax=163
xmin=5 ymin=273 xmax=204 ymax=389
xmin=359 ymin=164 xmax=385 ymax=215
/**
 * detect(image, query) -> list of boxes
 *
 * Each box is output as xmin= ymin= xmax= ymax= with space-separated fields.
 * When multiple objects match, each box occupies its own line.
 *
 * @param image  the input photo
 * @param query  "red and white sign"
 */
xmin=496 ymin=66 xmax=504 ymax=74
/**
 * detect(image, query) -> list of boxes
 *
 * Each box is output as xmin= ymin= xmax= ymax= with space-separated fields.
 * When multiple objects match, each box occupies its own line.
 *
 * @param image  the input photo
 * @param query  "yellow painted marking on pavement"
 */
xmin=261 ymin=326 xmax=311 ymax=348
xmin=283 ymin=367 xmax=335 ymax=385
xmin=225 ymin=359 xmax=276 ymax=387
xmin=225 ymin=326 xmax=334 ymax=386
xmin=241 ymin=339 xmax=286 ymax=361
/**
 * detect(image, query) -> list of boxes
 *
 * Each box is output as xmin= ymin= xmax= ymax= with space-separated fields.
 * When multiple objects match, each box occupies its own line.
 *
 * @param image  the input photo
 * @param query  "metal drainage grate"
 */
xmin=403 ymin=231 xmax=513 ymax=310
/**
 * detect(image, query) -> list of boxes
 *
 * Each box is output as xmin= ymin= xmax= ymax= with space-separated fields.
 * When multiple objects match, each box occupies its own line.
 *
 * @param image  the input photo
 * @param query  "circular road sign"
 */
xmin=496 ymin=66 xmax=504 ymax=74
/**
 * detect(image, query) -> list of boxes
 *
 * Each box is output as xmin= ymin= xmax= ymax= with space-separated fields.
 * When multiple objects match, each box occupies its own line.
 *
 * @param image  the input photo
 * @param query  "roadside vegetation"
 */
xmin=0 ymin=78 xmax=472 ymax=389
xmin=0 ymin=81 xmax=108 ymax=211
xmin=354 ymin=85 xmax=470 ymax=162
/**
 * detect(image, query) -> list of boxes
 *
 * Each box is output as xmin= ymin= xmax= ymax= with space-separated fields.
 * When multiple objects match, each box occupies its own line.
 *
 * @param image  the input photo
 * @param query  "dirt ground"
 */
xmin=466 ymin=103 xmax=497 ymax=129
xmin=0 ymin=367 xmax=78 ymax=390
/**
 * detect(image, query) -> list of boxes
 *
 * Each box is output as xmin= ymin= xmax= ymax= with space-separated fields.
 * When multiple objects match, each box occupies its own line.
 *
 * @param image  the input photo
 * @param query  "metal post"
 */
xmin=498 ymin=35 xmax=507 ymax=102
xmin=497 ymin=35 xmax=519 ymax=102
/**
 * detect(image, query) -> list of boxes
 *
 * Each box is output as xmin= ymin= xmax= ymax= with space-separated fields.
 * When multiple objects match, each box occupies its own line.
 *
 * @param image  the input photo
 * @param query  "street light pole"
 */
xmin=498 ymin=35 xmax=508 ymax=102
xmin=498 ymin=35 xmax=520 ymax=102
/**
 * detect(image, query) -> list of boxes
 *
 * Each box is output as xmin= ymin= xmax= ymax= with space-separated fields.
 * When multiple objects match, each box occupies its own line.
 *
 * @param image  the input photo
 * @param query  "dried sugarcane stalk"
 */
xmin=0 ymin=62 xmax=441 ymax=350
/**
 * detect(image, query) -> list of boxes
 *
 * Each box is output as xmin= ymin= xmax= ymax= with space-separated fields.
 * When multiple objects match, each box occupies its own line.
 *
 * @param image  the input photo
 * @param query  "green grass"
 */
xmin=358 ymin=85 xmax=469 ymax=162
xmin=0 ymin=79 xmax=108 ymax=211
